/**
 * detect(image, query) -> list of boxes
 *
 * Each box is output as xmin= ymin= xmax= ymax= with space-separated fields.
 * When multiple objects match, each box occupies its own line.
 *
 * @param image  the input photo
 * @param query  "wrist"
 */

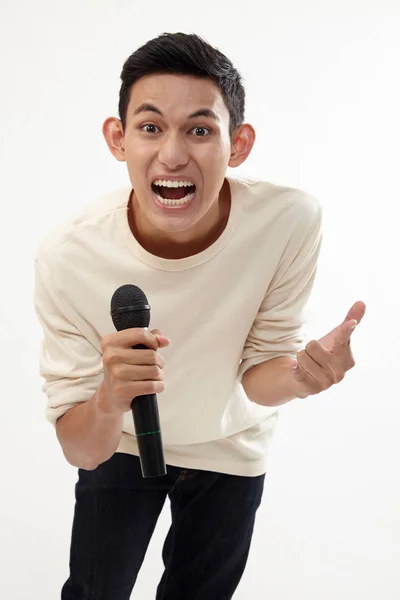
xmin=291 ymin=376 xmax=311 ymax=400
xmin=94 ymin=382 xmax=122 ymax=419
xmin=243 ymin=356 xmax=310 ymax=407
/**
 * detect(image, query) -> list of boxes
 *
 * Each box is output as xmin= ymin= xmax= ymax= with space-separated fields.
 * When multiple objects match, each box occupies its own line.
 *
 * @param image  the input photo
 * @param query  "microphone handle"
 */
xmin=131 ymin=343 xmax=167 ymax=478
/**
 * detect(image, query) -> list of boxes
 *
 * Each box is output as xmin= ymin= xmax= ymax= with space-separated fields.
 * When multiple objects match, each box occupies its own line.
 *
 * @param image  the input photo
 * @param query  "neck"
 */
xmin=128 ymin=180 xmax=231 ymax=259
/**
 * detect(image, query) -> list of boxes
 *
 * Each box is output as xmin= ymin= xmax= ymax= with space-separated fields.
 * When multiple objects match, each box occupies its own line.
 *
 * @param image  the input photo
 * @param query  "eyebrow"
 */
xmin=133 ymin=103 xmax=220 ymax=122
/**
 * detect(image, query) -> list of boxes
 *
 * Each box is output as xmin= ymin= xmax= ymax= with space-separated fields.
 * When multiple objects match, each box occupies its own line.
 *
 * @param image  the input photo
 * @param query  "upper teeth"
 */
xmin=153 ymin=179 xmax=195 ymax=188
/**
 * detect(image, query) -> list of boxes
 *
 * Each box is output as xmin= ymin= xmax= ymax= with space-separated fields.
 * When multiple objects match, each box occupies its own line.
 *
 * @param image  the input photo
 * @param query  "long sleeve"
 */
xmin=239 ymin=196 xmax=323 ymax=378
xmin=34 ymin=259 xmax=104 ymax=425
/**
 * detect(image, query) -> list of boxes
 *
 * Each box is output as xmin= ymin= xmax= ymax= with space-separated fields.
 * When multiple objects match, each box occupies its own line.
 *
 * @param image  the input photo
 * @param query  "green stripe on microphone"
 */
xmin=136 ymin=430 xmax=161 ymax=437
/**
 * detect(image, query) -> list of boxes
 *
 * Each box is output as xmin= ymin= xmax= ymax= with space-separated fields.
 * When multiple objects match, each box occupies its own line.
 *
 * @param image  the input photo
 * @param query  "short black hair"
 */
xmin=118 ymin=32 xmax=245 ymax=136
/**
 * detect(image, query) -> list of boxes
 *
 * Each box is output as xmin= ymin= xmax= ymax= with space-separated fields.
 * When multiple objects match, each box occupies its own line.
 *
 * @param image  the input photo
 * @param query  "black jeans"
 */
xmin=61 ymin=453 xmax=265 ymax=600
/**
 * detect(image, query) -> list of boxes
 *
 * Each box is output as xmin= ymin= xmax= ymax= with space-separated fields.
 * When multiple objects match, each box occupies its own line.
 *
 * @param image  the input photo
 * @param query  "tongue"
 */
xmin=157 ymin=186 xmax=192 ymax=200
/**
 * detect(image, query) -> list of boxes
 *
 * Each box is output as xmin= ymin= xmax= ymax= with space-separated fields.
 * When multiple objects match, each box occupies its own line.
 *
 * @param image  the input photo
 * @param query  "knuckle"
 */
xmin=139 ymin=329 xmax=148 ymax=343
xmin=148 ymin=381 xmax=158 ymax=394
xmin=297 ymin=350 xmax=306 ymax=362
xmin=325 ymin=371 xmax=334 ymax=385
xmin=152 ymin=365 xmax=163 ymax=380
xmin=101 ymin=335 xmax=112 ymax=353
xmin=126 ymin=328 xmax=142 ymax=346
xmin=306 ymin=340 xmax=318 ymax=353
xmin=149 ymin=350 xmax=159 ymax=364
xmin=333 ymin=371 xmax=344 ymax=384
xmin=142 ymin=329 xmax=156 ymax=348
xmin=109 ymin=348 xmax=120 ymax=364
xmin=103 ymin=348 xmax=119 ymax=366
xmin=112 ymin=363 xmax=124 ymax=379
xmin=102 ymin=349 xmax=112 ymax=367
xmin=148 ymin=380 xmax=164 ymax=394
xmin=323 ymin=379 xmax=331 ymax=390
xmin=156 ymin=354 xmax=165 ymax=368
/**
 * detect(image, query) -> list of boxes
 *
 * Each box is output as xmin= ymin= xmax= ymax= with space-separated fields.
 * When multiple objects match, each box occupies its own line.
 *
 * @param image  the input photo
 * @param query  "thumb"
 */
xmin=334 ymin=319 xmax=357 ymax=351
xmin=150 ymin=329 xmax=171 ymax=348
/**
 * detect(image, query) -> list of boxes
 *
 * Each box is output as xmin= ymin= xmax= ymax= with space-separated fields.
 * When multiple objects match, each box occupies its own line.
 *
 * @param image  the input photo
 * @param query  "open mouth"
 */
xmin=151 ymin=179 xmax=196 ymax=207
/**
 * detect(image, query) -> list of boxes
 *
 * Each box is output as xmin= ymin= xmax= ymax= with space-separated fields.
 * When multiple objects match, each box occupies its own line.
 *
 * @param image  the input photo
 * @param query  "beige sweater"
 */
xmin=34 ymin=176 xmax=322 ymax=476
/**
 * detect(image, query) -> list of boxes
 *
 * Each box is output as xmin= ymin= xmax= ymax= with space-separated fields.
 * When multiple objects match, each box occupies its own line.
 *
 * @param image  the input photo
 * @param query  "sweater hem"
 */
xmin=116 ymin=434 xmax=268 ymax=478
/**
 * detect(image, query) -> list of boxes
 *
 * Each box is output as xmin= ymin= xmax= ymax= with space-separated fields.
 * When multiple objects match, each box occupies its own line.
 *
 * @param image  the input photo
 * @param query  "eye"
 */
xmin=190 ymin=127 xmax=210 ymax=137
xmin=141 ymin=124 xmax=160 ymax=134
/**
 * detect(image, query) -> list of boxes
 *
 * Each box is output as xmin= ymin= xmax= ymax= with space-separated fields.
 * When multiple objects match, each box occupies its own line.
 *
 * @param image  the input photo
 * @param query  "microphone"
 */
xmin=110 ymin=284 xmax=167 ymax=478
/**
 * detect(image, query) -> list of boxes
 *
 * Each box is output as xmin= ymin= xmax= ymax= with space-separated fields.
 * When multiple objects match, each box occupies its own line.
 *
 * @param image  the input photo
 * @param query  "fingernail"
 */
xmin=158 ymin=335 xmax=171 ymax=343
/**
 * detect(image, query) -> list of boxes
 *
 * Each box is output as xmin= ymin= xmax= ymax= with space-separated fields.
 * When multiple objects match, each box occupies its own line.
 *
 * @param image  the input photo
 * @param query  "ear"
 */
xmin=228 ymin=123 xmax=256 ymax=168
xmin=102 ymin=117 xmax=126 ymax=162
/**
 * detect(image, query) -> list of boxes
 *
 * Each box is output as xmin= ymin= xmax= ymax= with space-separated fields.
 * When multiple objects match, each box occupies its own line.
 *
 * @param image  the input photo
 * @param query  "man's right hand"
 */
xmin=98 ymin=328 xmax=170 ymax=415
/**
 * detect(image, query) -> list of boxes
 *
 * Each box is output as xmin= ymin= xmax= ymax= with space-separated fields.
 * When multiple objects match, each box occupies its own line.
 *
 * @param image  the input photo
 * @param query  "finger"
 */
xmin=113 ymin=363 xmax=164 ymax=382
xmin=343 ymin=301 xmax=366 ymax=326
xmin=304 ymin=342 xmax=341 ymax=382
xmin=128 ymin=380 xmax=166 ymax=398
xmin=305 ymin=340 xmax=333 ymax=367
xmin=108 ymin=328 xmax=160 ymax=350
xmin=292 ymin=363 xmax=322 ymax=394
xmin=105 ymin=347 xmax=165 ymax=368
xmin=150 ymin=329 xmax=171 ymax=348
xmin=296 ymin=349 xmax=333 ymax=389
xmin=334 ymin=320 xmax=358 ymax=351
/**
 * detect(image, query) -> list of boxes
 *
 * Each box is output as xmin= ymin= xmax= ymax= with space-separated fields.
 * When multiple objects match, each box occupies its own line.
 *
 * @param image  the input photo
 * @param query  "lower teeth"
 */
xmin=154 ymin=190 xmax=195 ymax=206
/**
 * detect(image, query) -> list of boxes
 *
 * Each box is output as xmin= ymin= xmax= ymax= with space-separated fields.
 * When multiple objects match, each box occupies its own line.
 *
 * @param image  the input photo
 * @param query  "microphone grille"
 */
xmin=110 ymin=284 xmax=150 ymax=331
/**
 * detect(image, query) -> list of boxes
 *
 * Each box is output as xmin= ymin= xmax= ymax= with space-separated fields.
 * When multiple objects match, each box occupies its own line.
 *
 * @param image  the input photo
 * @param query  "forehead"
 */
xmin=128 ymin=74 xmax=228 ymax=118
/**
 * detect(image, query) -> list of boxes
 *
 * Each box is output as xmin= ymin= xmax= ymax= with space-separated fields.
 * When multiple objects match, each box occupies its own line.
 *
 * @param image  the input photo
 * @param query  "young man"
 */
xmin=34 ymin=32 xmax=365 ymax=600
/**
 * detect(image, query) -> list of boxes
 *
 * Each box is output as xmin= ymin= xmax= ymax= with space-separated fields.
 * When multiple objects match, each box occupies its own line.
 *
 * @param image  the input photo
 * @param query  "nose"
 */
xmin=158 ymin=132 xmax=189 ymax=170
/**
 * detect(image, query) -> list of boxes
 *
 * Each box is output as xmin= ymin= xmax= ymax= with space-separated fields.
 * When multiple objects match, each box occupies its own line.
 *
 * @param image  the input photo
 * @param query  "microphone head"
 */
xmin=110 ymin=284 xmax=150 ymax=331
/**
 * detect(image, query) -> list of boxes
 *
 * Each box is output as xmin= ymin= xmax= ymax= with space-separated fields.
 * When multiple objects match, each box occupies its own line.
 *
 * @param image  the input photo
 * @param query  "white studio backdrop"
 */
xmin=0 ymin=1 xmax=399 ymax=598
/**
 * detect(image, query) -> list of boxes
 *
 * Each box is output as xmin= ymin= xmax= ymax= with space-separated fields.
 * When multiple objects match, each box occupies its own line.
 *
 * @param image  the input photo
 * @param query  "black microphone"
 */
xmin=110 ymin=284 xmax=167 ymax=478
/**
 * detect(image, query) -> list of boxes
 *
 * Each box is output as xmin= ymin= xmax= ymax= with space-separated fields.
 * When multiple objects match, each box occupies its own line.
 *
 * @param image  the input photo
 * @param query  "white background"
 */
xmin=1 ymin=1 xmax=399 ymax=598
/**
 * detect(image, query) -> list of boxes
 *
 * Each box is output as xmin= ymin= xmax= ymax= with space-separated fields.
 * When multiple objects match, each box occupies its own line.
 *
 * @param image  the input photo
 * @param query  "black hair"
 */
xmin=118 ymin=32 xmax=245 ymax=136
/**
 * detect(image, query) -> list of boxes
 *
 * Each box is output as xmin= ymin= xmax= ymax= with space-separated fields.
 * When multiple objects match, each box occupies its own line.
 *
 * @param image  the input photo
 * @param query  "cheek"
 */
xmin=124 ymin=146 xmax=150 ymax=187
xmin=125 ymin=144 xmax=146 ymax=166
xmin=199 ymin=142 xmax=230 ymax=173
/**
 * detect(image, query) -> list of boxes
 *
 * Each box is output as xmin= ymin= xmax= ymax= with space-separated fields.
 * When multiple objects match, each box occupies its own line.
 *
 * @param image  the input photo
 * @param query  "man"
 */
xmin=34 ymin=32 xmax=366 ymax=600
